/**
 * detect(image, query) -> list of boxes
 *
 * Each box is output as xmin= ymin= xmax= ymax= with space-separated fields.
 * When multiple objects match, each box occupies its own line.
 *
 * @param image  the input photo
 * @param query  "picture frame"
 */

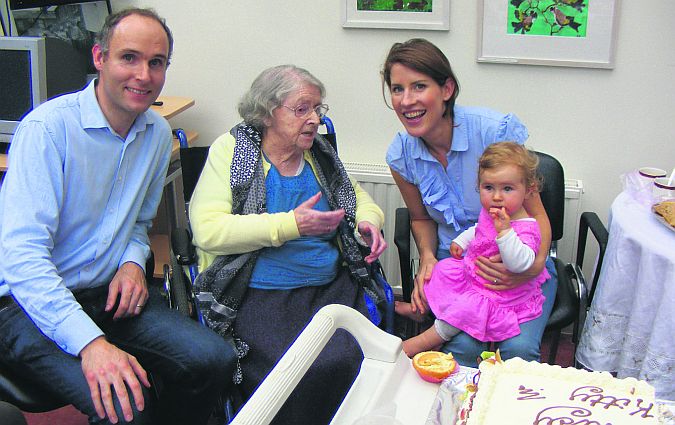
xmin=341 ymin=0 xmax=450 ymax=31
xmin=477 ymin=0 xmax=620 ymax=69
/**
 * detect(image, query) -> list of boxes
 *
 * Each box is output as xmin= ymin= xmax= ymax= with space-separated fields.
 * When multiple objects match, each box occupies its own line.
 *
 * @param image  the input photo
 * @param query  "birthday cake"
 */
xmin=457 ymin=357 xmax=663 ymax=425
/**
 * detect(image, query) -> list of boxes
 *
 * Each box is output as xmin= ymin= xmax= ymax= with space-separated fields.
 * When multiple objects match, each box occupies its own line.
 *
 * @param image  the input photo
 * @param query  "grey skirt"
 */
xmin=234 ymin=268 xmax=368 ymax=425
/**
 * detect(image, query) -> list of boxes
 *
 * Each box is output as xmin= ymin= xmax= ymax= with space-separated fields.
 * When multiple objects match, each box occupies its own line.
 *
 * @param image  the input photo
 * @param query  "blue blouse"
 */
xmin=386 ymin=105 xmax=528 ymax=257
xmin=249 ymin=161 xmax=339 ymax=289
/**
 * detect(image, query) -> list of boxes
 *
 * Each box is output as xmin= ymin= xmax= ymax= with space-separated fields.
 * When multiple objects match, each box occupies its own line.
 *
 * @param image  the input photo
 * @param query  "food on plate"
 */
xmin=412 ymin=351 xmax=458 ymax=383
xmin=653 ymin=200 xmax=675 ymax=227
xmin=456 ymin=357 xmax=664 ymax=425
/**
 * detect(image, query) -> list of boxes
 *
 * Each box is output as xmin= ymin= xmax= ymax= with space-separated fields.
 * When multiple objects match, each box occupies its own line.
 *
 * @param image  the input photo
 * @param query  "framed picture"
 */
xmin=477 ymin=0 xmax=620 ymax=68
xmin=341 ymin=0 xmax=450 ymax=31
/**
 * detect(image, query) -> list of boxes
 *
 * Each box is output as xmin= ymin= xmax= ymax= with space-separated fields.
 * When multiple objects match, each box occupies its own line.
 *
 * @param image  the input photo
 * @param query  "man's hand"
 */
xmin=293 ymin=192 xmax=345 ymax=236
xmin=356 ymin=221 xmax=387 ymax=263
xmin=80 ymin=337 xmax=151 ymax=423
xmin=106 ymin=262 xmax=148 ymax=320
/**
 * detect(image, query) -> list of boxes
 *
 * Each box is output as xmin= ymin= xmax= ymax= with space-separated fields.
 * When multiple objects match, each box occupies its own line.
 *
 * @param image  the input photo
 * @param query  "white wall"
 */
xmin=118 ymin=0 xmax=675 ymax=231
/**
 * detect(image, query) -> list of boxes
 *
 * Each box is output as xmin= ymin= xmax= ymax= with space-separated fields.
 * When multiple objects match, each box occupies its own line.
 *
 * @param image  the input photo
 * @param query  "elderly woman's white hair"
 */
xmin=237 ymin=65 xmax=326 ymax=130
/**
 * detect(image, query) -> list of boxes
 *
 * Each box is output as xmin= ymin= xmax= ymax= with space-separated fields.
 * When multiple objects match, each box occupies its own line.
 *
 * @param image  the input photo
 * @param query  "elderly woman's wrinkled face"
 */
xmin=264 ymin=83 xmax=323 ymax=152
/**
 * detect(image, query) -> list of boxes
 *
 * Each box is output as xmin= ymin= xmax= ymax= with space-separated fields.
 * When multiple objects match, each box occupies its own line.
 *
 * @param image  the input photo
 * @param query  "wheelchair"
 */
xmin=162 ymin=120 xmax=396 ymax=421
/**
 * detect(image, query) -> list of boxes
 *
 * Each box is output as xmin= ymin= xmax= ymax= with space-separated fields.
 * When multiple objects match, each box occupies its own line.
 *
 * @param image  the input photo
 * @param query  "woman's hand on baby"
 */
xmin=357 ymin=221 xmax=387 ymax=263
xmin=294 ymin=192 xmax=345 ymax=236
xmin=450 ymin=242 xmax=464 ymax=259
xmin=475 ymin=254 xmax=528 ymax=290
xmin=489 ymin=207 xmax=512 ymax=235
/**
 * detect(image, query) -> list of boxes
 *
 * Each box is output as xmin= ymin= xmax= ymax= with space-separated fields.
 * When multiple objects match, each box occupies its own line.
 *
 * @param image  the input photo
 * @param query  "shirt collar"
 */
xmin=79 ymin=79 xmax=153 ymax=136
xmin=409 ymin=106 xmax=468 ymax=161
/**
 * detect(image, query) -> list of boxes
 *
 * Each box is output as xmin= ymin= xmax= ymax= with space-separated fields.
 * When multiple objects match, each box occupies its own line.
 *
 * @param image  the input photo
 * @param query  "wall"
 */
xmin=117 ymin=0 xmax=675 ymax=237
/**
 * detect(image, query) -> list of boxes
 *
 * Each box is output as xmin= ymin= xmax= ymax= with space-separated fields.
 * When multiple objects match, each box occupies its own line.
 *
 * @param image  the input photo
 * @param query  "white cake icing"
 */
xmin=458 ymin=358 xmax=659 ymax=425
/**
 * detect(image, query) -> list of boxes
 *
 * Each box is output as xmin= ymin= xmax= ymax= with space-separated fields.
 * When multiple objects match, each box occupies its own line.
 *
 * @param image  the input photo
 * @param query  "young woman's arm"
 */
xmin=391 ymin=170 xmax=438 ymax=314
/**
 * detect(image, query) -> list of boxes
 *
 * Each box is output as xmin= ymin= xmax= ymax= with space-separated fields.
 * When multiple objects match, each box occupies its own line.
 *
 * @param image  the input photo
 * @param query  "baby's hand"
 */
xmin=450 ymin=242 xmax=464 ymax=259
xmin=489 ymin=207 xmax=512 ymax=235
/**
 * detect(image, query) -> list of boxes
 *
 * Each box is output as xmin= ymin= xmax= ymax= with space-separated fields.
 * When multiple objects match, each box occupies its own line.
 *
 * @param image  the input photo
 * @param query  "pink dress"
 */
xmin=424 ymin=209 xmax=550 ymax=342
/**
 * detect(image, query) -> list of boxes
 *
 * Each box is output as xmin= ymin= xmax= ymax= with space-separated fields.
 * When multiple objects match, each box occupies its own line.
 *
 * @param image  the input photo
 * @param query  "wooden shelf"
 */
xmin=151 ymin=96 xmax=195 ymax=120
xmin=0 ymin=154 xmax=6 ymax=173
xmin=150 ymin=233 xmax=170 ymax=279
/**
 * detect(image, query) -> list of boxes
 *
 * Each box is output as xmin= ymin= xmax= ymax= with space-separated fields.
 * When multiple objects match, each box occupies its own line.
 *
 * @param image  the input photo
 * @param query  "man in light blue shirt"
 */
xmin=0 ymin=8 xmax=235 ymax=425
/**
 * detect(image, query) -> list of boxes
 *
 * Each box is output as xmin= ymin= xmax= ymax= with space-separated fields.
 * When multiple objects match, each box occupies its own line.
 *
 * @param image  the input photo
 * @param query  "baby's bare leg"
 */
xmin=402 ymin=320 xmax=461 ymax=357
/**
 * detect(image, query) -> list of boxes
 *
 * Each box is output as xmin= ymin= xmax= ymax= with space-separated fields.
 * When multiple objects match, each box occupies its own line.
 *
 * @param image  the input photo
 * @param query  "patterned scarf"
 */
xmin=194 ymin=122 xmax=385 ymax=383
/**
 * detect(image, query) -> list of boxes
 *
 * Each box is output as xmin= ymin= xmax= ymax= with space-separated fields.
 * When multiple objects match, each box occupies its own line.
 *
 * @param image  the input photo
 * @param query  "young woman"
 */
xmin=382 ymin=38 xmax=558 ymax=366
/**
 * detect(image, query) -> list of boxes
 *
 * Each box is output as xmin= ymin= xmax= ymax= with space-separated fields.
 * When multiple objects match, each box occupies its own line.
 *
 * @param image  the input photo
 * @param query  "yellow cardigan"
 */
xmin=189 ymin=132 xmax=385 ymax=271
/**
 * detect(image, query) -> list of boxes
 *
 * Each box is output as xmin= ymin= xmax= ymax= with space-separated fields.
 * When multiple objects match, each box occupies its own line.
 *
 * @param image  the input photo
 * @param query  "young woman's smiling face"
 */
xmin=388 ymin=63 xmax=454 ymax=142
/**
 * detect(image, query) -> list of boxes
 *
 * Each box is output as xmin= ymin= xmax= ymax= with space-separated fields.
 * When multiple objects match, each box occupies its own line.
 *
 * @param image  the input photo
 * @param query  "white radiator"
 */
xmin=344 ymin=162 xmax=585 ymax=293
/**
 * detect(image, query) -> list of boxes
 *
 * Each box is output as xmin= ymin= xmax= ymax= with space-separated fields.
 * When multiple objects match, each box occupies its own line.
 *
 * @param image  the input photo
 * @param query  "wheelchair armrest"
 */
xmin=394 ymin=208 xmax=413 ymax=302
xmin=171 ymin=227 xmax=197 ymax=266
xmin=574 ymin=212 xmax=609 ymax=306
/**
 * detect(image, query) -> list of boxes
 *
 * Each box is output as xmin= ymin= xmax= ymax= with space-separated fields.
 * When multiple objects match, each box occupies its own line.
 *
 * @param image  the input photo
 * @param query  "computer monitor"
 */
xmin=0 ymin=36 xmax=87 ymax=148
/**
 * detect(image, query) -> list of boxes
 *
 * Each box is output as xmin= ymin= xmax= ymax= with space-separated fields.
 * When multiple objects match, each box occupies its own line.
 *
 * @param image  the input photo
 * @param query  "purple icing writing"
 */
xmin=534 ymin=406 xmax=608 ymax=425
xmin=518 ymin=385 xmax=546 ymax=400
xmin=570 ymin=386 xmax=631 ymax=410
xmin=630 ymin=399 xmax=655 ymax=418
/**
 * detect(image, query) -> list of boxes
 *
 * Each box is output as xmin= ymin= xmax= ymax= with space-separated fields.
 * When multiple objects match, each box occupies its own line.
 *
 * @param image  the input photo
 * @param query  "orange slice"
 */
xmin=412 ymin=351 xmax=458 ymax=383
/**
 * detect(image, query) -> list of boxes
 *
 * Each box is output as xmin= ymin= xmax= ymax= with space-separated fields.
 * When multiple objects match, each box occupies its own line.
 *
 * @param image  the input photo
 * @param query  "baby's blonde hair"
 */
xmin=478 ymin=142 xmax=542 ymax=191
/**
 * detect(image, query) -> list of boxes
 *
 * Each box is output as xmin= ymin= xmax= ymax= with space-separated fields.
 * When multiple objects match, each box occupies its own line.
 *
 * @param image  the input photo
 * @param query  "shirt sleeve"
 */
xmin=189 ymin=133 xmax=300 ymax=258
xmin=385 ymin=132 xmax=415 ymax=184
xmin=353 ymin=178 xmax=385 ymax=230
xmin=0 ymin=120 xmax=103 ymax=356
xmin=496 ymin=228 xmax=536 ymax=273
xmin=494 ymin=113 xmax=529 ymax=144
xmin=453 ymin=225 xmax=476 ymax=250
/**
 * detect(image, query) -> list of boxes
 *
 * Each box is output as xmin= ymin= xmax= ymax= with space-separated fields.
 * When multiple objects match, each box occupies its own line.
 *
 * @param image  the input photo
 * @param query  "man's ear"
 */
xmin=92 ymin=44 xmax=105 ymax=72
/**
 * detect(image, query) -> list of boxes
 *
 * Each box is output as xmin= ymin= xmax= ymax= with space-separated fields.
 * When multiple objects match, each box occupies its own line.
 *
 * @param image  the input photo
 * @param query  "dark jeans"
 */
xmin=0 ymin=285 xmax=236 ymax=425
xmin=441 ymin=257 xmax=559 ymax=366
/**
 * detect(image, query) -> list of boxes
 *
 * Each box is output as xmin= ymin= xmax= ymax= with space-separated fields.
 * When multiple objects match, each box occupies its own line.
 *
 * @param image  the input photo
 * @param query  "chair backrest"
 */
xmin=179 ymin=146 xmax=210 ymax=205
xmin=535 ymin=151 xmax=565 ymax=243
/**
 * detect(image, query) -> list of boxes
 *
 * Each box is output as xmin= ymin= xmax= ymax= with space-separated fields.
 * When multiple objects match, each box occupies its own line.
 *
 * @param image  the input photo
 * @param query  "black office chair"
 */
xmin=393 ymin=151 xmax=609 ymax=365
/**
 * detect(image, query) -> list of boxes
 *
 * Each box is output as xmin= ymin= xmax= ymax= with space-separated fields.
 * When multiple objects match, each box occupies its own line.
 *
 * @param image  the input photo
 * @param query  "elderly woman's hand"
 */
xmin=294 ymin=192 xmax=345 ymax=236
xmin=357 ymin=221 xmax=387 ymax=263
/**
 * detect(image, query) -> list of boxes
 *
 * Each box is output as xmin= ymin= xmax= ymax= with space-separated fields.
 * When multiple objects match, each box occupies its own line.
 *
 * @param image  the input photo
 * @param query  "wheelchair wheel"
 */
xmin=170 ymin=254 xmax=192 ymax=317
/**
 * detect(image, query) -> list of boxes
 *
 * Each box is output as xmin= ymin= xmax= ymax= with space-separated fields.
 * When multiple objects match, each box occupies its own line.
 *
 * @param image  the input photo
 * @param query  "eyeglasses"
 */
xmin=280 ymin=103 xmax=329 ymax=119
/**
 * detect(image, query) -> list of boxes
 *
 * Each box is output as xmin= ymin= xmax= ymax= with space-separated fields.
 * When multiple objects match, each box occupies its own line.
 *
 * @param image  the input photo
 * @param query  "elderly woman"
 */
xmin=188 ymin=65 xmax=387 ymax=424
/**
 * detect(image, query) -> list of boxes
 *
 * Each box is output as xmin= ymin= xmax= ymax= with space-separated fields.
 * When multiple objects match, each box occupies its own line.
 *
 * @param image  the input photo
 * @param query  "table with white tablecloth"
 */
xmin=576 ymin=190 xmax=675 ymax=400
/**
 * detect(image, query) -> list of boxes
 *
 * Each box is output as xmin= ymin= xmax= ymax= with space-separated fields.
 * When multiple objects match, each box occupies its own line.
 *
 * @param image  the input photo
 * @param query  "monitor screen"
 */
xmin=0 ymin=49 xmax=33 ymax=121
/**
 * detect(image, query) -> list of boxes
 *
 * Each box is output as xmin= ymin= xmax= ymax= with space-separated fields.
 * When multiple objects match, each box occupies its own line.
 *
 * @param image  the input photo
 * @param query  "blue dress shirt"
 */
xmin=386 ymin=105 xmax=528 ymax=257
xmin=0 ymin=81 xmax=172 ymax=356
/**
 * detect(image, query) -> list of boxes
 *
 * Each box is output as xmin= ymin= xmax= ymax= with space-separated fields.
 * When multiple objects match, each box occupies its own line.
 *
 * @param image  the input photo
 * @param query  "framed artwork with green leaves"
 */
xmin=341 ymin=0 xmax=450 ymax=30
xmin=478 ymin=0 xmax=619 ymax=68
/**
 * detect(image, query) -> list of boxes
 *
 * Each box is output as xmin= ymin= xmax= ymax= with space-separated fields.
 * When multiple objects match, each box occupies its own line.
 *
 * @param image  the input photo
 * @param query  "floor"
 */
xmin=20 ymin=330 xmax=575 ymax=425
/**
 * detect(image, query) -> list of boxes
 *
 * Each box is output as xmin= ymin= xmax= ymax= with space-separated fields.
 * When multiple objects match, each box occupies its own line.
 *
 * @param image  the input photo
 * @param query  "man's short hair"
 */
xmin=95 ymin=8 xmax=173 ymax=65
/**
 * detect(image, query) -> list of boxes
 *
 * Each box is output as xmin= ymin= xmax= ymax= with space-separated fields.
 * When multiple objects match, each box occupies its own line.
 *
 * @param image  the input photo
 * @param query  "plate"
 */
xmin=652 ymin=200 xmax=675 ymax=233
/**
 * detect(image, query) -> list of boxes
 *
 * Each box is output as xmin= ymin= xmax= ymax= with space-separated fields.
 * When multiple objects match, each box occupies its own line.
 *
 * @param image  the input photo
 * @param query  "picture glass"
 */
xmin=508 ymin=0 xmax=589 ymax=37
